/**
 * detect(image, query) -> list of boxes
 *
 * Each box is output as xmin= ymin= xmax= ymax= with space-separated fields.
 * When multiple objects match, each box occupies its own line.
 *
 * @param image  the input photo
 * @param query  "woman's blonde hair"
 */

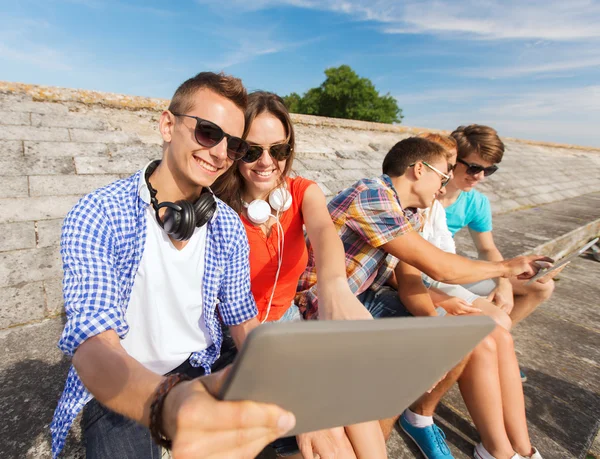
xmin=417 ymin=132 xmax=457 ymax=160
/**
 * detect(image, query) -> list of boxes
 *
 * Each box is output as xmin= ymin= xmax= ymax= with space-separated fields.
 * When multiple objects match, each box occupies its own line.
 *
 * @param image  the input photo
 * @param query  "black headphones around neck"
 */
xmin=145 ymin=160 xmax=217 ymax=241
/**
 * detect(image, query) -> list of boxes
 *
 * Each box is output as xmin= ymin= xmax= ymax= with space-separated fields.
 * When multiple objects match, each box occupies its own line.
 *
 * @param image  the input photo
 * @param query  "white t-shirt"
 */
xmin=421 ymin=199 xmax=456 ymax=254
xmin=421 ymin=200 xmax=480 ymax=304
xmin=121 ymin=206 xmax=213 ymax=375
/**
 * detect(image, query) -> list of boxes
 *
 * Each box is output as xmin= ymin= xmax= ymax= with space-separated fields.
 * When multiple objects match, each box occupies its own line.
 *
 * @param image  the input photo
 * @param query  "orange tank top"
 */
xmin=242 ymin=176 xmax=315 ymax=322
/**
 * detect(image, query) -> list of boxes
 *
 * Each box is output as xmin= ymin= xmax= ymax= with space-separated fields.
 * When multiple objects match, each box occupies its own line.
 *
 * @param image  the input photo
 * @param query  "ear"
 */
xmin=412 ymin=161 xmax=425 ymax=179
xmin=159 ymin=110 xmax=175 ymax=143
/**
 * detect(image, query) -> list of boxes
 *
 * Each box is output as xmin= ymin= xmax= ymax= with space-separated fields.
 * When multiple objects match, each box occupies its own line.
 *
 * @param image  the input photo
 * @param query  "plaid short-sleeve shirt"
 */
xmin=296 ymin=174 xmax=420 ymax=319
xmin=50 ymin=167 xmax=257 ymax=458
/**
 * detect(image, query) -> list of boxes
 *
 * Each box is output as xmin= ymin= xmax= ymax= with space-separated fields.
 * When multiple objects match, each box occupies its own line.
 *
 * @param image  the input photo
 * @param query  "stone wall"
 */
xmin=1 ymin=82 xmax=600 ymax=334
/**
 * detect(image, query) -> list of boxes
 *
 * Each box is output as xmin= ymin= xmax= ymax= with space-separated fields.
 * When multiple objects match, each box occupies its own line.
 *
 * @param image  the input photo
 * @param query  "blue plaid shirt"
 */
xmin=50 ymin=167 xmax=257 ymax=458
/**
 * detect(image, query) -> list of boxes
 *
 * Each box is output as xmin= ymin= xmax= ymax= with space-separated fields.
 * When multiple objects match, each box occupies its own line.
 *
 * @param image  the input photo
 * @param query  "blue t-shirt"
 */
xmin=445 ymin=189 xmax=492 ymax=236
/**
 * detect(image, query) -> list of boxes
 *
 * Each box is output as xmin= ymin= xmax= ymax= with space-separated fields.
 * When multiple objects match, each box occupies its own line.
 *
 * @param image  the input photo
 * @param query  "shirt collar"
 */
xmin=138 ymin=161 xmax=156 ymax=205
xmin=380 ymin=174 xmax=418 ymax=216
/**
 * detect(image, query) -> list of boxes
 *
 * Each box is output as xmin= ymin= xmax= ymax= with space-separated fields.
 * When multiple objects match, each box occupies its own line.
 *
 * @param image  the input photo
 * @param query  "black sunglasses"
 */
xmin=457 ymin=158 xmax=498 ymax=177
xmin=242 ymin=143 xmax=292 ymax=164
xmin=171 ymin=113 xmax=249 ymax=161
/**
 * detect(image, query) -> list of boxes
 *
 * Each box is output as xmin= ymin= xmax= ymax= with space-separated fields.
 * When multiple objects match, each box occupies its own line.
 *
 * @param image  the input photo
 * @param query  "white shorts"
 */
xmin=428 ymin=279 xmax=482 ymax=305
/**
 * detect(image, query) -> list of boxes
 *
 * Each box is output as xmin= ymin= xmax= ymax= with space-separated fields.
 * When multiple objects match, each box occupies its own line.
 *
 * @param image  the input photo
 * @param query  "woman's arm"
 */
xmin=302 ymin=184 xmax=372 ymax=320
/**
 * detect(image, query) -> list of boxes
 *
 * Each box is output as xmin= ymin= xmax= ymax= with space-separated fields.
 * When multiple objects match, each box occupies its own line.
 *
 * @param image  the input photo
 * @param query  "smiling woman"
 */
xmin=212 ymin=91 xmax=388 ymax=459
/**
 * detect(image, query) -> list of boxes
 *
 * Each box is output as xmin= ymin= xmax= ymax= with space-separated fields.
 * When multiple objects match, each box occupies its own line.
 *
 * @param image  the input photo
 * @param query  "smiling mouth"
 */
xmin=253 ymin=170 xmax=275 ymax=177
xmin=194 ymin=156 xmax=219 ymax=173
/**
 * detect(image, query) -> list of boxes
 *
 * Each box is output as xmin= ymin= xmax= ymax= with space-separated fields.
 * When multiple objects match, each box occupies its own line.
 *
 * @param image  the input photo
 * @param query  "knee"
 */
xmin=527 ymin=278 xmax=555 ymax=300
xmin=492 ymin=325 xmax=514 ymax=350
xmin=491 ymin=307 xmax=512 ymax=331
xmin=474 ymin=333 xmax=497 ymax=358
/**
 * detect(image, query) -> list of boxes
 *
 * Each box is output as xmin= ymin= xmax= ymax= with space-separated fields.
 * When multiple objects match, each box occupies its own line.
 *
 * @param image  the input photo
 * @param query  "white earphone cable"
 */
xmin=261 ymin=208 xmax=285 ymax=324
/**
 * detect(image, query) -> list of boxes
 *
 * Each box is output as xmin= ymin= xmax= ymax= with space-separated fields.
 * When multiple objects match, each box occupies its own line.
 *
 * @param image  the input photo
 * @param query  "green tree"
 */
xmin=283 ymin=65 xmax=403 ymax=124
xmin=282 ymin=92 xmax=302 ymax=114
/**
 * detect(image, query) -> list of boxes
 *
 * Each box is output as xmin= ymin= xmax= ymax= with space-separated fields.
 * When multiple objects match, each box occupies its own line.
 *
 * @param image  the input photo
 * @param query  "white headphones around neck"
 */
xmin=243 ymin=187 xmax=292 ymax=224
xmin=242 ymin=185 xmax=292 ymax=323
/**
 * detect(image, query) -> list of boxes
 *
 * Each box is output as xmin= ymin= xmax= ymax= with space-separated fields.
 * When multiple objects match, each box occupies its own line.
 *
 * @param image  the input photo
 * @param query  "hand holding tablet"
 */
xmin=526 ymin=237 xmax=599 ymax=285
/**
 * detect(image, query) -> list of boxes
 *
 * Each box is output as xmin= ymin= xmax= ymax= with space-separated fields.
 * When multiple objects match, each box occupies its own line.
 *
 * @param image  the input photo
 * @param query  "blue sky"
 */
xmin=1 ymin=0 xmax=599 ymax=147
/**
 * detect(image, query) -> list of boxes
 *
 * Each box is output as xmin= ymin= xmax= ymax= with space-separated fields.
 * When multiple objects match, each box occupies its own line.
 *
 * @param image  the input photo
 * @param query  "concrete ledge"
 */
xmin=2 ymin=81 xmax=599 ymax=152
xmin=522 ymin=217 xmax=600 ymax=260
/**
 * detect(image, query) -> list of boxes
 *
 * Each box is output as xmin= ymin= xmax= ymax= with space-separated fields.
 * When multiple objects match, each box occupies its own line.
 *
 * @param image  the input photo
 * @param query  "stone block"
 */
xmin=337 ymin=158 xmax=370 ymax=169
xmin=29 ymin=174 xmax=119 ymax=197
xmin=0 ymin=111 xmax=30 ymax=126
xmin=326 ymin=168 xmax=365 ymax=182
xmin=107 ymin=143 xmax=162 ymax=157
xmin=0 ymin=156 xmax=75 ymax=176
xmin=300 ymin=170 xmax=336 ymax=183
xmin=0 ymin=176 xmax=29 ymax=198
xmin=69 ymin=128 xmax=140 ymax=144
xmin=0 ymin=281 xmax=46 ymax=328
xmin=291 ymin=159 xmax=306 ymax=171
xmin=0 ymin=99 xmax=69 ymax=115
xmin=0 ymin=196 xmax=80 ymax=223
xmin=0 ymin=222 xmax=36 ymax=252
xmin=43 ymin=277 xmax=64 ymax=316
xmin=298 ymin=158 xmax=340 ymax=171
xmin=0 ymin=126 xmax=69 ymax=142
xmin=314 ymin=181 xmax=333 ymax=197
xmin=75 ymin=154 xmax=162 ymax=174
xmin=36 ymin=219 xmax=64 ymax=249
xmin=31 ymin=112 xmax=108 ymax=130
xmin=0 ymin=140 xmax=23 ymax=157
xmin=0 ymin=246 xmax=61 ymax=288
xmin=24 ymin=141 xmax=108 ymax=157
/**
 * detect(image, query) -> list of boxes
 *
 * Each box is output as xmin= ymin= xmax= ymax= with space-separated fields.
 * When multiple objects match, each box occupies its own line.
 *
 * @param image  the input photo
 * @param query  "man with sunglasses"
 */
xmin=50 ymin=72 xmax=296 ymax=459
xmin=440 ymin=125 xmax=556 ymax=376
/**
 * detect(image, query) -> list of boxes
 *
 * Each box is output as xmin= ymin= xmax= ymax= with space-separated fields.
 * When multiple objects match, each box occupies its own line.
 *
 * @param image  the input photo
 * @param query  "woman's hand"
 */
xmin=436 ymin=297 xmax=482 ymax=315
xmin=318 ymin=279 xmax=373 ymax=321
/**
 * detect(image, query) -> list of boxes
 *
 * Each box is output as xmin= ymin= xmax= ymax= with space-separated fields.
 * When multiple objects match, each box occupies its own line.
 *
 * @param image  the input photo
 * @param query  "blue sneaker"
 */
xmin=400 ymin=412 xmax=454 ymax=458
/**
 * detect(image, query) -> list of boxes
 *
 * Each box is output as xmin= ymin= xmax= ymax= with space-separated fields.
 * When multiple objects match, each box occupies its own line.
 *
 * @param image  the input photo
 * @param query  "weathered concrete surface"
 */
xmin=0 ymin=318 xmax=83 ymax=458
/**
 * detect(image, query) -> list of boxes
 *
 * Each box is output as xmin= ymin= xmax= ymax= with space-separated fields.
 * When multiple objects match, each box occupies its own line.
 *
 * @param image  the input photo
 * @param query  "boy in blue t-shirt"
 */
xmin=440 ymin=125 xmax=556 ymax=331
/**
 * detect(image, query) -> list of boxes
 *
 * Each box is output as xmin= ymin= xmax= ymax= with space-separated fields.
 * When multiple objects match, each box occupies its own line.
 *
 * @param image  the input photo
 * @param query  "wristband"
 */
xmin=149 ymin=373 xmax=192 ymax=449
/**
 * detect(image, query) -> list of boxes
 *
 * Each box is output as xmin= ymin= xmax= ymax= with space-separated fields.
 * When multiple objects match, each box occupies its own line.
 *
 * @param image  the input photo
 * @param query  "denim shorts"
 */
xmin=82 ymin=358 xmax=207 ymax=459
xmin=357 ymin=285 xmax=447 ymax=317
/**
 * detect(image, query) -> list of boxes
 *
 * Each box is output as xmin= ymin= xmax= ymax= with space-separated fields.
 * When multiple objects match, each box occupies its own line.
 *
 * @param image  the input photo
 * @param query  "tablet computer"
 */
xmin=219 ymin=316 xmax=494 ymax=436
xmin=526 ymin=237 xmax=599 ymax=285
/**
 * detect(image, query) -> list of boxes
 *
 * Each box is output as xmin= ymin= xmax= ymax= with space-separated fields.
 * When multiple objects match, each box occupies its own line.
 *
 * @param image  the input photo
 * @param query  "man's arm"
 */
xmin=73 ymin=331 xmax=295 ymax=457
xmin=230 ymin=317 xmax=260 ymax=349
xmin=469 ymin=229 xmax=514 ymax=312
xmin=381 ymin=231 xmax=545 ymax=284
xmin=73 ymin=330 xmax=163 ymax=425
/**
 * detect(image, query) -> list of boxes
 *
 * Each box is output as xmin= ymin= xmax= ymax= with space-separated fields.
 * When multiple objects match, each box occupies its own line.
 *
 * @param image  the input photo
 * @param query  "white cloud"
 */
xmin=458 ymin=56 xmax=600 ymax=79
xmin=402 ymin=85 xmax=600 ymax=147
xmin=226 ymin=0 xmax=600 ymax=41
